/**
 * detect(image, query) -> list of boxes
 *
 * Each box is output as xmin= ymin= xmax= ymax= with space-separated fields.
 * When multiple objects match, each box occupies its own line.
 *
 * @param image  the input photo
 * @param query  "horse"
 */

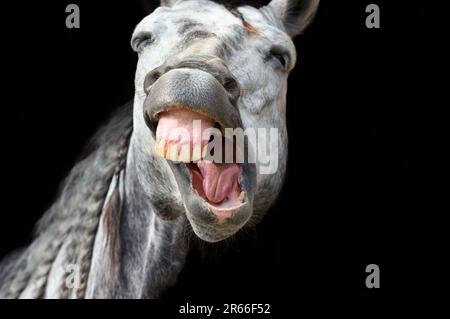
xmin=0 ymin=0 xmax=319 ymax=298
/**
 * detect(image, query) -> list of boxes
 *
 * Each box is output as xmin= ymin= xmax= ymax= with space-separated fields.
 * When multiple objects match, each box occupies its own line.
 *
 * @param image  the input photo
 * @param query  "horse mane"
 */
xmin=0 ymin=101 xmax=133 ymax=298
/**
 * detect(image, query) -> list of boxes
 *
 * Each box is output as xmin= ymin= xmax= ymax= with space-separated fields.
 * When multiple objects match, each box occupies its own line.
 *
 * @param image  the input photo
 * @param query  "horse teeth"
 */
xmin=238 ymin=191 xmax=245 ymax=202
xmin=166 ymin=142 xmax=179 ymax=161
xmin=155 ymin=140 xmax=195 ymax=163
xmin=155 ymin=140 xmax=166 ymax=158
xmin=178 ymin=144 xmax=191 ymax=163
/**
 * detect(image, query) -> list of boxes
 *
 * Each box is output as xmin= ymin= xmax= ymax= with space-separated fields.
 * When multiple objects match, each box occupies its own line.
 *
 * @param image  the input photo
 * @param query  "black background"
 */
xmin=0 ymin=0 xmax=448 ymax=299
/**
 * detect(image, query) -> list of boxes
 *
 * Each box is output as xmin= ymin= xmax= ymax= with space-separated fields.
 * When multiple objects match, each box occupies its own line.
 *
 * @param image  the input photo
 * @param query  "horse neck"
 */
xmin=86 ymin=133 xmax=189 ymax=298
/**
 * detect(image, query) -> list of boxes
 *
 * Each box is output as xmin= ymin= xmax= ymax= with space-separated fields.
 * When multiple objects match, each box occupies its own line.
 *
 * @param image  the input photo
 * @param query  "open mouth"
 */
xmin=142 ymin=66 xmax=256 ymax=239
xmin=154 ymin=108 xmax=246 ymax=214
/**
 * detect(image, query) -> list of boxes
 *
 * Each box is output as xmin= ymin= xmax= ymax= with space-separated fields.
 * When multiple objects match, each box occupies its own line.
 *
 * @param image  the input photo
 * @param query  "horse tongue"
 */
xmin=197 ymin=161 xmax=240 ymax=204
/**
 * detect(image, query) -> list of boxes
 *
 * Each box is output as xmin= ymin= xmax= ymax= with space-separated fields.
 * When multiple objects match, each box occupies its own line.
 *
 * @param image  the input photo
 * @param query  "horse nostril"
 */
xmin=144 ymin=70 xmax=162 ymax=94
xmin=223 ymin=76 xmax=240 ymax=101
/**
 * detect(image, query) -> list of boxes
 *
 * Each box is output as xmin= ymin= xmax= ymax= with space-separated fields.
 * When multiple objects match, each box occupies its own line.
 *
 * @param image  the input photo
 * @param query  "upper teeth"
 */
xmin=155 ymin=140 xmax=204 ymax=163
xmin=154 ymin=109 xmax=216 ymax=163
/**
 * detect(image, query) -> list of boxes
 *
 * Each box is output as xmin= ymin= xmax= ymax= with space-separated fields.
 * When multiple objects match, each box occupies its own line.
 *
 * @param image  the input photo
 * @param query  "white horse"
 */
xmin=0 ymin=0 xmax=319 ymax=298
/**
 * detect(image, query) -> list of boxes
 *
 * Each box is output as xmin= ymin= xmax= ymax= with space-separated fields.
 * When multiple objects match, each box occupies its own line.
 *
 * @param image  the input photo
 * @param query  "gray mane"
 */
xmin=0 ymin=102 xmax=133 ymax=298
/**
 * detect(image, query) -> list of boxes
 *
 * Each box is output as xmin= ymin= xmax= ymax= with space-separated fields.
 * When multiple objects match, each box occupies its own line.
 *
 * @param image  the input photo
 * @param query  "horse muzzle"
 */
xmin=142 ymin=58 xmax=257 ymax=242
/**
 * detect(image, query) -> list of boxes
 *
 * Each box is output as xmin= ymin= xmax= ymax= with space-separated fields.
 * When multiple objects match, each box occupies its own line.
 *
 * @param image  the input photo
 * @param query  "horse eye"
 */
xmin=132 ymin=32 xmax=154 ymax=52
xmin=270 ymin=46 xmax=290 ymax=69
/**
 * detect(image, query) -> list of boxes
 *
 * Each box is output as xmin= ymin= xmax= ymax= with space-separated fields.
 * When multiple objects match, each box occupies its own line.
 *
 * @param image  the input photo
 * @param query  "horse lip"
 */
xmin=143 ymin=67 xmax=242 ymax=133
xmin=205 ymin=195 xmax=247 ymax=224
xmin=152 ymin=104 xmax=221 ymax=131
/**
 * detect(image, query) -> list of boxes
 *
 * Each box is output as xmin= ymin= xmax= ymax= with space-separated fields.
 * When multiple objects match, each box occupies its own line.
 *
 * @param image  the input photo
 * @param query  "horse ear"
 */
xmin=263 ymin=0 xmax=320 ymax=37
